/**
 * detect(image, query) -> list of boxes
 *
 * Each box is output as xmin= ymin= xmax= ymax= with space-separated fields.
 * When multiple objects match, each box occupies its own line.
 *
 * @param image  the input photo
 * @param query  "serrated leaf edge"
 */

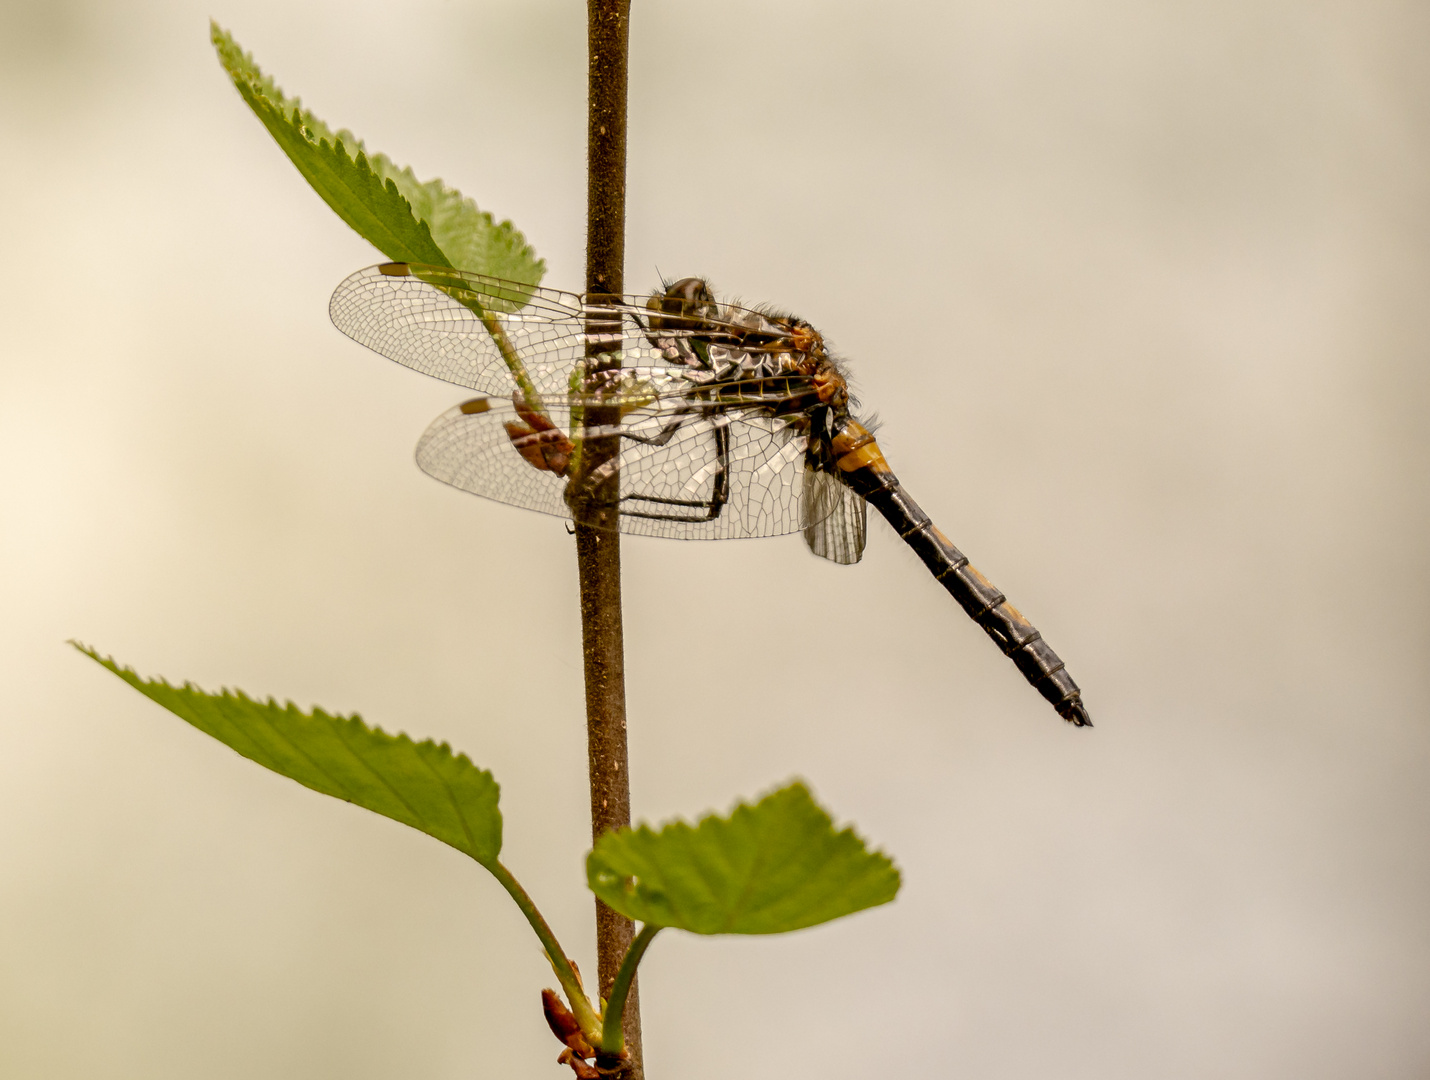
xmin=70 ymin=640 xmax=496 ymax=863
xmin=588 ymin=780 xmax=901 ymax=934
xmin=211 ymin=22 xmax=544 ymax=283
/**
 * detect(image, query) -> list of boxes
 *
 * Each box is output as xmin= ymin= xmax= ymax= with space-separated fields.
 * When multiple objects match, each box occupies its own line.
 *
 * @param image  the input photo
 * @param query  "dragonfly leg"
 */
xmin=615 ymin=418 xmax=731 ymax=524
xmin=614 ymin=406 xmax=698 ymax=449
xmin=570 ymin=409 xmax=700 ymax=494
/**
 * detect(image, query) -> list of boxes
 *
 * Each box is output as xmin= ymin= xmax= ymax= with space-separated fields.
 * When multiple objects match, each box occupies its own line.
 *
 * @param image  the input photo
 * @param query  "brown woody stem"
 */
xmin=581 ymin=1 xmax=642 ymax=1078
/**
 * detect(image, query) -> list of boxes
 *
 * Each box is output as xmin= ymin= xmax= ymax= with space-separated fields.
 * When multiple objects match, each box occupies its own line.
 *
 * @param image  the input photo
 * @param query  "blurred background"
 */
xmin=2 ymin=1 xmax=1427 ymax=1077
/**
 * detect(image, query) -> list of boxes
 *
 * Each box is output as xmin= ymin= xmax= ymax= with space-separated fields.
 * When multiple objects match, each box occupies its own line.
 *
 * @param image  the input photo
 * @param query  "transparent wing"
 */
xmin=331 ymin=264 xmax=598 ymax=396
xmin=330 ymin=263 xmax=824 ymax=399
xmin=415 ymin=395 xmax=839 ymax=541
xmin=801 ymin=467 xmax=867 ymax=564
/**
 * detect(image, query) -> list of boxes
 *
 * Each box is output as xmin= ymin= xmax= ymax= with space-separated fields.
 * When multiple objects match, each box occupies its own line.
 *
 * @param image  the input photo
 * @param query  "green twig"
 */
xmin=476 ymin=307 xmax=543 ymax=412
xmin=406 ymin=265 xmax=545 ymax=412
xmin=488 ymin=860 xmax=601 ymax=1040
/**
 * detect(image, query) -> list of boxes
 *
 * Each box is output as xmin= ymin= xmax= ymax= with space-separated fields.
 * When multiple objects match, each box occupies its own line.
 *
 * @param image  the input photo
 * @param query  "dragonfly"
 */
xmin=330 ymin=262 xmax=1091 ymax=727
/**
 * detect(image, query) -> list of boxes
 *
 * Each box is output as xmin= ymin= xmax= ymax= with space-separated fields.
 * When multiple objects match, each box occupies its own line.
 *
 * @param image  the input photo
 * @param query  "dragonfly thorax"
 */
xmin=646 ymin=277 xmax=849 ymax=406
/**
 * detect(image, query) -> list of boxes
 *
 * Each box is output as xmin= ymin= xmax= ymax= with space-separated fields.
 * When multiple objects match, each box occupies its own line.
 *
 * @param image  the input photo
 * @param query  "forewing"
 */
xmin=331 ymin=263 xmax=828 ymax=399
xmin=331 ymin=264 xmax=612 ymax=397
xmin=801 ymin=467 xmax=867 ymax=565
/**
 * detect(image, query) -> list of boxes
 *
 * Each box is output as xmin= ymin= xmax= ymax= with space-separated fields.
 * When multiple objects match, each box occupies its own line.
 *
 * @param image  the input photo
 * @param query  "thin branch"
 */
xmin=581 ymin=1 xmax=642 ymax=1078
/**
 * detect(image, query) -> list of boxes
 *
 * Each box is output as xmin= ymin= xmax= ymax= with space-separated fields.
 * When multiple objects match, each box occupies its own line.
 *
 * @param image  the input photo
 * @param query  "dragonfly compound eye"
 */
xmin=646 ymin=277 xmax=718 ymax=334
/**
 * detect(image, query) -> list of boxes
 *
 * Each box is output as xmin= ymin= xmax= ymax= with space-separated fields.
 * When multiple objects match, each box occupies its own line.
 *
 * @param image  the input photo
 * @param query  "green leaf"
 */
xmin=587 ymin=782 xmax=900 ymax=934
xmin=74 ymin=643 xmax=502 ymax=867
xmin=211 ymin=22 xmax=545 ymax=287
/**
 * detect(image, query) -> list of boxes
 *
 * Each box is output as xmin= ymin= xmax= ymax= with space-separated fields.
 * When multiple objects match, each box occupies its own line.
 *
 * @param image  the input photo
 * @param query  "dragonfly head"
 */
xmin=646 ymin=277 xmax=718 ymax=334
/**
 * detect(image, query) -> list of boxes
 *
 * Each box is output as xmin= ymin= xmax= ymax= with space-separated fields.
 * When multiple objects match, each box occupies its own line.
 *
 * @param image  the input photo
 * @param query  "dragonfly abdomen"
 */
xmin=830 ymin=418 xmax=1091 ymax=728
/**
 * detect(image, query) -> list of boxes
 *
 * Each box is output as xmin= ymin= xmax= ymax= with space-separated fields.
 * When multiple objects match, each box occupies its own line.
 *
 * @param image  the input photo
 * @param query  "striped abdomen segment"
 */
xmin=830 ymin=417 xmax=1091 ymax=727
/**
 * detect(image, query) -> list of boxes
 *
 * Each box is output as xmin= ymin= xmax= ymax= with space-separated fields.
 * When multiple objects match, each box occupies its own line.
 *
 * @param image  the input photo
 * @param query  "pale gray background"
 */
xmin=2 ymin=1 xmax=1426 ymax=1077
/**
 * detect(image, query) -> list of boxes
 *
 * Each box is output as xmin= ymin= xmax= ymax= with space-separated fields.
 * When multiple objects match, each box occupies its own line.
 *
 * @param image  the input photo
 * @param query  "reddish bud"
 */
xmin=541 ymin=988 xmax=595 ymax=1058
xmin=504 ymin=399 xmax=575 ymax=475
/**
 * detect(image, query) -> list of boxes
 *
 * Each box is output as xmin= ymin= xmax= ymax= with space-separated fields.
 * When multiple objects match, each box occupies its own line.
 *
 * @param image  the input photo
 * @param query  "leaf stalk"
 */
xmin=601 ymin=923 xmax=661 ymax=1053
xmin=488 ymin=860 xmax=602 ymax=1040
